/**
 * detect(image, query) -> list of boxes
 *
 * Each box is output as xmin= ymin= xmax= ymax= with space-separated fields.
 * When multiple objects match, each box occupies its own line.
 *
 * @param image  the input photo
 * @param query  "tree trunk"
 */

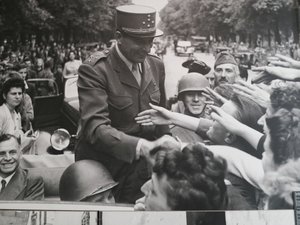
xmin=268 ymin=29 xmax=271 ymax=48
xmin=274 ymin=17 xmax=281 ymax=44
xmin=293 ymin=6 xmax=300 ymax=44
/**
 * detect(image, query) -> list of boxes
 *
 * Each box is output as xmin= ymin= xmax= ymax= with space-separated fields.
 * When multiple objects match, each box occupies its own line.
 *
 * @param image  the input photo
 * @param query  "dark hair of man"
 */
xmin=214 ymin=84 xmax=235 ymax=106
xmin=228 ymin=93 xmax=265 ymax=158
xmin=152 ymin=143 xmax=227 ymax=210
xmin=231 ymin=93 xmax=264 ymax=132
xmin=270 ymin=84 xmax=300 ymax=111
xmin=266 ymin=108 xmax=300 ymax=166
xmin=0 ymin=76 xmax=25 ymax=106
xmin=0 ymin=133 xmax=21 ymax=145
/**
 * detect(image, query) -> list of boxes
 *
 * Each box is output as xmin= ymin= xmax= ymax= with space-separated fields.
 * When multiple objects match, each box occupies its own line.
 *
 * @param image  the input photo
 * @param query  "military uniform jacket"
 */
xmin=75 ymin=46 xmax=169 ymax=174
xmin=0 ymin=167 xmax=44 ymax=200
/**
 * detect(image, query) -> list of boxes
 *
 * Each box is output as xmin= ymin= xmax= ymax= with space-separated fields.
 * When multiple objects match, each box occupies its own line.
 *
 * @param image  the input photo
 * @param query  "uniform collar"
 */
xmin=116 ymin=44 xmax=141 ymax=71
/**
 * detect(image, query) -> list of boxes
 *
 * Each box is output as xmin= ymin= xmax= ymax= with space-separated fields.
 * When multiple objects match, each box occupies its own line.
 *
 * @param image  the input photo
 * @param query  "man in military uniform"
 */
xmin=213 ymin=52 xmax=241 ymax=87
xmin=75 ymin=5 xmax=174 ymax=204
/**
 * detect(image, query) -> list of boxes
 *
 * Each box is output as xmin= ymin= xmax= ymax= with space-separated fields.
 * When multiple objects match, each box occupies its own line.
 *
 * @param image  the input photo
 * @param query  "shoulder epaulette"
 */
xmin=147 ymin=52 xmax=161 ymax=60
xmin=84 ymin=49 xmax=110 ymax=66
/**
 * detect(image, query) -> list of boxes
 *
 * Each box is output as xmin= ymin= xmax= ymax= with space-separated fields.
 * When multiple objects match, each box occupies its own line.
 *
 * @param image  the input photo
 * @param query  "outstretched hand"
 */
xmin=135 ymin=103 xmax=173 ymax=126
xmin=252 ymin=65 xmax=300 ymax=81
xmin=209 ymin=105 xmax=245 ymax=135
xmin=268 ymin=54 xmax=300 ymax=69
xmin=202 ymin=87 xmax=229 ymax=106
xmin=232 ymin=80 xmax=270 ymax=109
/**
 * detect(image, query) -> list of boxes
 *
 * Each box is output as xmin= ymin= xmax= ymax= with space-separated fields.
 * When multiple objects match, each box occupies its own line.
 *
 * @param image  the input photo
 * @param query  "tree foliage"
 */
xmin=160 ymin=0 xmax=296 ymax=44
xmin=0 ymin=0 xmax=131 ymax=43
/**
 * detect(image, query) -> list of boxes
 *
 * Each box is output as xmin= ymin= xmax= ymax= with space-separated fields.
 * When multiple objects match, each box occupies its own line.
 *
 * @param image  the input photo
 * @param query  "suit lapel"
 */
xmin=0 ymin=168 xmax=26 ymax=200
xmin=110 ymin=47 xmax=140 ymax=89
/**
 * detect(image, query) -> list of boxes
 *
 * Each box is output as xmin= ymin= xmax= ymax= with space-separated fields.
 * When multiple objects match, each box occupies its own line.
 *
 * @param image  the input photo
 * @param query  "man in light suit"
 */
xmin=75 ymin=4 xmax=177 ymax=203
xmin=0 ymin=134 xmax=44 ymax=200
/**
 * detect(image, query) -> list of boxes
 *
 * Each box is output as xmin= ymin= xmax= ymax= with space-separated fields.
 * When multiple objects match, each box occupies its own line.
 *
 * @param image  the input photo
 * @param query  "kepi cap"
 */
xmin=182 ymin=58 xmax=211 ymax=75
xmin=116 ymin=4 xmax=163 ymax=38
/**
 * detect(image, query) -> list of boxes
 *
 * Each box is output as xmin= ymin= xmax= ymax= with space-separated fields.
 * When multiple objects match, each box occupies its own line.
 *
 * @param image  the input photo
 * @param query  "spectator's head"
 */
xmin=59 ymin=160 xmax=118 ymax=203
xmin=214 ymin=52 xmax=240 ymax=86
xmin=44 ymin=60 xmax=53 ymax=70
xmin=16 ymin=64 xmax=28 ymax=80
xmin=0 ymin=76 xmax=25 ymax=107
xmin=261 ymin=107 xmax=300 ymax=209
xmin=36 ymin=58 xmax=44 ymax=70
xmin=207 ymin=94 xmax=264 ymax=155
xmin=0 ymin=134 xmax=21 ymax=178
xmin=140 ymin=143 xmax=227 ymax=210
xmin=263 ymin=108 xmax=300 ymax=171
xmin=9 ymin=52 xmax=18 ymax=63
xmin=258 ymin=84 xmax=300 ymax=129
xmin=115 ymin=5 xmax=162 ymax=63
xmin=68 ymin=51 xmax=76 ymax=61
xmin=177 ymin=73 xmax=210 ymax=117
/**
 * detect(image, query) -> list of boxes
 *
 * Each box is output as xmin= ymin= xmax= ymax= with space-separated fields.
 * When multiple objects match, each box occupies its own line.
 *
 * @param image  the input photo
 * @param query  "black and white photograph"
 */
xmin=0 ymin=0 xmax=299 ymax=223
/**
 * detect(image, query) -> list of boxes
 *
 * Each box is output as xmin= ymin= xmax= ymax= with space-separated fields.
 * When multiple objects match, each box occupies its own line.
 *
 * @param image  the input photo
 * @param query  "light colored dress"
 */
xmin=0 ymin=103 xmax=22 ymax=137
xmin=63 ymin=60 xmax=82 ymax=78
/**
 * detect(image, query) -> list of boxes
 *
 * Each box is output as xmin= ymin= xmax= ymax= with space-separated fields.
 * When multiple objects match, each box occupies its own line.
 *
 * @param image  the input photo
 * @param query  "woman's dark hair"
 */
xmin=0 ymin=76 xmax=25 ymax=106
xmin=153 ymin=143 xmax=227 ymax=210
xmin=266 ymin=108 xmax=300 ymax=166
xmin=231 ymin=93 xmax=265 ymax=132
xmin=270 ymin=84 xmax=300 ymax=111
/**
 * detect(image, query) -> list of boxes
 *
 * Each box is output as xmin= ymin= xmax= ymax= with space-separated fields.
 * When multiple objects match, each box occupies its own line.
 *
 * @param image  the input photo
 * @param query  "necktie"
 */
xmin=132 ymin=63 xmax=141 ymax=86
xmin=1 ymin=180 xmax=6 ymax=192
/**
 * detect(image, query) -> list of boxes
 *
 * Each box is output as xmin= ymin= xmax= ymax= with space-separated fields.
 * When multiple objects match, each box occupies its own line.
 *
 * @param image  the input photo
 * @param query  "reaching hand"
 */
xmin=209 ymin=105 xmax=245 ymax=135
xmin=252 ymin=65 xmax=300 ymax=81
xmin=202 ymin=87 xmax=229 ymax=106
xmin=139 ymin=135 xmax=181 ymax=166
xmin=135 ymin=103 xmax=173 ymax=126
xmin=268 ymin=54 xmax=300 ymax=69
xmin=232 ymin=80 xmax=270 ymax=109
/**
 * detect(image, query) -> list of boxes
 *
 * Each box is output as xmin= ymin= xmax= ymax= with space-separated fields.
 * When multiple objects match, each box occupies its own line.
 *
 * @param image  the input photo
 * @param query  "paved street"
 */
xmin=163 ymin=47 xmax=215 ymax=99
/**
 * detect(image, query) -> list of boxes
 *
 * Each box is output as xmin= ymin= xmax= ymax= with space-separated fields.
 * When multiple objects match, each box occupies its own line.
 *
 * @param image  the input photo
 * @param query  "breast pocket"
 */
xmin=148 ymin=80 xmax=160 ymax=105
xmin=108 ymin=95 xmax=134 ymax=129
xmin=109 ymin=95 xmax=133 ymax=110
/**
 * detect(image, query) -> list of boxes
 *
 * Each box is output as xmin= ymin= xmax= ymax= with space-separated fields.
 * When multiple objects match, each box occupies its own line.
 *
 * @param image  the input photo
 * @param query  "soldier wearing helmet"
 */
xmin=214 ymin=52 xmax=241 ymax=87
xmin=173 ymin=73 xmax=210 ymax=118
xmin=170 ymin=73 xmax=212 ymax=142
xmin=59 ymin=160 xmax=118 ymax=203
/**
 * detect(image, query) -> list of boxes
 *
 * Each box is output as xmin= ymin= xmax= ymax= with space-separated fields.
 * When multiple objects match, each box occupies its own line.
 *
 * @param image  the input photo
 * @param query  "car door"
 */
xmin=27 ymin=78 xmax=63 ymax=131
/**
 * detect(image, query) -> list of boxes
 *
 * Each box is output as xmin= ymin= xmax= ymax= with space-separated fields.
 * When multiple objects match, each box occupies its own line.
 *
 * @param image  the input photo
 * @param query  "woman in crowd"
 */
xmin=207 ymin=84 xmax=300 ymax=209
xmin=0 ymin=76 xmax=36 ymax=153
xmin=11 ymin=68 xmax=35 ymax=132
xmin=134 ymin=143 xmax=228 ymax=210
xmin=62 ymin=51 xmax=81 ymax=78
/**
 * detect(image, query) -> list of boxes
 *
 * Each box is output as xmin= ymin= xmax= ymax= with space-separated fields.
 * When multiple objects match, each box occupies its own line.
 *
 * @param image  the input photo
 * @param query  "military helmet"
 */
xmin=59 ymin=160 xmax=118 ymax=201
xmin=178 ymin=73 xmax=209 ymax=99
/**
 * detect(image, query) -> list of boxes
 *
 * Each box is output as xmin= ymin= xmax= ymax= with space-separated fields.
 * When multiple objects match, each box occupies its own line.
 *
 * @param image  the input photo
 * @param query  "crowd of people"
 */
xmin=0 ymin=4 xmax=300 ymax=214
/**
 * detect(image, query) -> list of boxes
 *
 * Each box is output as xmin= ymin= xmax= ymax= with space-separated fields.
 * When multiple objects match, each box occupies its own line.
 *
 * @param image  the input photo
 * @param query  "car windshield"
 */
xmin=178 ymin=41 xmax=192 ymax=47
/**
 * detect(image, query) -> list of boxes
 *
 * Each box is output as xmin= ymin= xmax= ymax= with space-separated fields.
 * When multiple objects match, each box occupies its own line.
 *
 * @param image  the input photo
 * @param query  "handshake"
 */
xmin=139 ymin=135 xmax=182 ymax=165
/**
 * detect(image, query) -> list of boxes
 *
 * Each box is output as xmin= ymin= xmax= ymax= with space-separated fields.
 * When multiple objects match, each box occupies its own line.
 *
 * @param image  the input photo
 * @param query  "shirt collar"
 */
xmin=116 ymin=44 xmax=142 ymax=72
xmin=0 ymin=171 xmax=16 ymax=185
